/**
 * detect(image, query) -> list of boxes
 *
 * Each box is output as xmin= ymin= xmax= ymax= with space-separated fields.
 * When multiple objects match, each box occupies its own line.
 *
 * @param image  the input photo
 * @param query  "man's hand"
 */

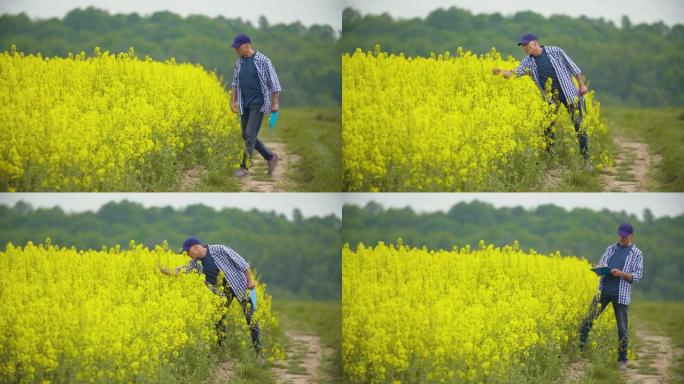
xmin=610 ymin=268 xmax=633 ymax=281
xmin=492 ymin=68 xmax=513 ymax=79
xmin=245 ymin=269 xmax=256 ymax=289
xmin=158 ymin=266 xmax=180 ymax=276
xmin=230 ymin=85 xmax=238 ymax=113
xmin=271 ymin=91 xmax=280 ymax=112
xmin=578 ymin=84 xmax=588 ymax=96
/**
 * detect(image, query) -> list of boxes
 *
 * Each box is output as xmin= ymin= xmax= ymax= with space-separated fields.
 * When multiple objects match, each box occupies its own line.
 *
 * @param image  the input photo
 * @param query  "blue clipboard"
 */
xmin=591 ymin=266 xmax=611 ymax=276
xmin=269 ymin=111 xmax=279 ymax=132
xmin=249 ymin=289 xmax=257 ymax=311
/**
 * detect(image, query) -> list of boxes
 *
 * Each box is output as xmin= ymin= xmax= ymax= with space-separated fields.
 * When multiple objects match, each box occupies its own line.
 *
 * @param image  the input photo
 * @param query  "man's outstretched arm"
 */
xmin=492 ymin=68 xmax=515 ymax=79
xmin=158 ymin=266 xmax=182 ymax=276
xmin=493 ymin=60 xmax=527 ymax=79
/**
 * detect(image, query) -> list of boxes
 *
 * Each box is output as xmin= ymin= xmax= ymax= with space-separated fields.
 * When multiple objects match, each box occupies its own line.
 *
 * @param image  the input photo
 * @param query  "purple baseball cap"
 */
xmin=231 ymin=33 xmax=251 ymax=48
xmin=180 ymin=237 xmax=201 ymax=253
xmin=617 ymin=223 xmax=634 ymax=238
xmin=517 ymin=33 xmax=538 ymax=46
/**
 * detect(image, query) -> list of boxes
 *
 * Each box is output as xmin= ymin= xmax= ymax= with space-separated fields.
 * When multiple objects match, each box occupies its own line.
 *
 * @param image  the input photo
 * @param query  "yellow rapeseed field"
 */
xmin=0 ymin=241 xmax=282 ymax=383
xmin=342 ymin=46 xmax=610 ymax=191
xmin=0 ymin=46 xmax=242 ymax=191
xmin=342 ymin=241 xmax=615 ymax=383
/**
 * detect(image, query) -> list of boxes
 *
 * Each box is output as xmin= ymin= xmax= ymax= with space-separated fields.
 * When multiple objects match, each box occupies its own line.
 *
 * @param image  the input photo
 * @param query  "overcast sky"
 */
xmin=345 ymin=0 xmax=684 ymax=27
xmin=341 ymin=193 xmax=684 ymax=219
xmin=0 ymin=0 xmax=342 ymax=31
xmin=0 ymin=193 xmax=343 ymax=219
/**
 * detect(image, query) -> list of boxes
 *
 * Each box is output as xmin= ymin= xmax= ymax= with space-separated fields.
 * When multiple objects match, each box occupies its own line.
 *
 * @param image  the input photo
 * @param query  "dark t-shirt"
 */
xmin=239 ymin=53 xmax=264 ymax=108
xmin=200 ymin=248 xmax=221 ymax=286
xmin=533 ymin=47 xmax=566 ymax=104
xmin=603 ymin=244 xmax=631 ymax=297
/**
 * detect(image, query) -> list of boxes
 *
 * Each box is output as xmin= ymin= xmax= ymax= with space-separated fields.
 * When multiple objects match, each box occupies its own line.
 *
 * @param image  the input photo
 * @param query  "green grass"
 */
xmin=570 ymin=300 xmax=684 ymax=384
xmin=272 ymin=300 xmax=342 ymax=382
xmin=177 ymin=107 xmax=341 ymax=192
xmin=201 ymin=169 xmax=242 ymax=191
xmin=535 ymin=109 xmax=607 ymax=192
xmin=601 ymin=107 xmax=684 ymax=191
xmin=209 ymin=346 xmax=276 ymax=384
xmin=273 ymin=107 xmax=342 ymax=191
xmin=630 ymin=301 xmax=684 ymax=382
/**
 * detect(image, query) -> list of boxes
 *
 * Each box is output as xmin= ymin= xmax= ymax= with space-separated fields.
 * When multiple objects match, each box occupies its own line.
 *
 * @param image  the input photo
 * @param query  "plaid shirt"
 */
xmin=597 ymin=243 xmax=644 ymax=305
xmin=182 ymin=244 xmax=250 ymax=302
xmin=514 ymin=45 xmax=582 ymax=105
xmin=230 ymin=50 xmax=282 ymax=115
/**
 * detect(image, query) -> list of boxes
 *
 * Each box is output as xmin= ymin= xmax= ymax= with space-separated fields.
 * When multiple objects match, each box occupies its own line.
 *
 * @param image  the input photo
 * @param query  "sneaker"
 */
xmin=267 ymin=153 xmax=279 ymax=175
xmin=584 ymin=161 xmax=594 ymax=172
xmin=235 ymin=167 xmax=249 ymax=178
xmin=618 ymin=360 xmax=628 ymax=370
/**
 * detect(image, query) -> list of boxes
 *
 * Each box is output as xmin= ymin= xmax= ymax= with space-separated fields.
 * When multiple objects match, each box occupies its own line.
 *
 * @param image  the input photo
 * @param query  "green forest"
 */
xmin=0 ymin=7 xmax=340 ymax=107
xmin=342 ymin=7 xmax=684 ymax=107
xmin=342 ymin=201 xmax=684 ymax=301
xmin=0 ymin=201 xmax=341 ymax=300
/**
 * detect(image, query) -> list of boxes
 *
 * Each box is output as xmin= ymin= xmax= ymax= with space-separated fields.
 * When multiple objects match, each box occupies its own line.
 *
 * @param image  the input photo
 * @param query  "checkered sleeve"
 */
xmin=631 ymin=248 xmax=643 ymax=282
xmin=181 ymin=259 xmax=200 ymax=273
xmin=558 ymin=47 xmax=581 ymax=76
xmin=598 ymin=245 xmax=614 ymax=266
xmin=265 ymin=57 xmax=282 ymax=93
xmin=514 ymin=57 xmax=530 ymax=77
xmin=230 ymin=58 xmax=240 ymax=88
xmin=220 ymin=245 xmax=250 ymax=272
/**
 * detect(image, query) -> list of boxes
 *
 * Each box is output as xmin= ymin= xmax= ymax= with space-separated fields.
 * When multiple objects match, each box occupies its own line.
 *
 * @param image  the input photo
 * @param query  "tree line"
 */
xmin=342 ymin=7 xmax=684 ymax=107
xmin=0 ymin=7 xmax=341 ymax=107
xmin=0 ymin=201 xmax=342 ymax=300
xmin=343 ymin=201 xmax=684 ymax=301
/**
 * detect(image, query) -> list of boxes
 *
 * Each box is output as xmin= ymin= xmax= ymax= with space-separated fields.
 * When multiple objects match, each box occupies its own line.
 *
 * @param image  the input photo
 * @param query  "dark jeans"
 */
xmin=216 ymin=286 xmax=262 ymax=354
xmin=240 ymin=103 xmax=273 ymax=169
xmin=545 ymin=96 xmax=589 ymax=160
xmin=579 ymin=292 xmax=629 ymax=361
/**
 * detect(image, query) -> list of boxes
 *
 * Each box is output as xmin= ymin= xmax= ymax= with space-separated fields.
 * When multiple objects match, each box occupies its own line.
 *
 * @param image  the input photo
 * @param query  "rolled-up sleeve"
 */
xmin=222 ymin=246 xmax=250 ymax=272
xmin=230 ymin=59 xmax=240 ymax=88
xmin=265 ymin=58 xmax=282 ymax=93
xmin=598 ymin=245 xmax=613 ymax=266
xmin=631 ymin=249 xmax=643 ymax=282
xmin=181 ymin=259 xmax=200 ymax=273
xmin=514 ymin=57 xmax=529 ymax=77
xmin=559 ymin=48 xmax=581 ymax=76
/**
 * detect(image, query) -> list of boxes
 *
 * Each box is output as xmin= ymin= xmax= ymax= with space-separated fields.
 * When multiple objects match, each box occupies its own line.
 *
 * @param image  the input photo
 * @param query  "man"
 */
xmin=579 ymin=223 xmax=644 ymax=370
xmin=159 ymin=237 xmax=262 ymax=355
xmin=492 ymin=34 xmax=591 ymax=170
xmin=229 ymin=33 xmax=281 ymax=178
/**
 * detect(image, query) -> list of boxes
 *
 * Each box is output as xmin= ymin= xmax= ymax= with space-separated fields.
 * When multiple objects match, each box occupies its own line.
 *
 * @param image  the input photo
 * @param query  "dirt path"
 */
xmin=177 ymin=139 xmax=295 ymax=192
xmin=562 ymin=327 xmax=676 ymax=384
xmin=207 ymin=358 xmax=235 ymax=384
xmin=600 ymin=136 xmax=660 ymax=192
xmin=272 ymin=330 xmax=332 ymax=384
xmin=561 ymin=358 xmax=587 ymax=383
xmin=625 ymin=330 xmax=675 ymax=384
xmin=179 ymin=166 xmax=204 ymax=191
xmin=240 ymin=140 xmax=296 ymax=192
xmin=542 ymin=164 xmax=564 ymax=191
